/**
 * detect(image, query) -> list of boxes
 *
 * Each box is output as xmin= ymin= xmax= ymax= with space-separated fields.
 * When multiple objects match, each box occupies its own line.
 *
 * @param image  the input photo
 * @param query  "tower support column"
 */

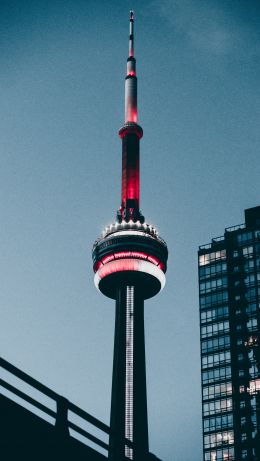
xmin=109 ymin=284 xmax=149 ymax=461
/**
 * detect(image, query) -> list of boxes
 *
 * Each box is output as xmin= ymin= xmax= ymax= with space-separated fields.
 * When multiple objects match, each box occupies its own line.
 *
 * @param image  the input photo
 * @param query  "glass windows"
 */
xmin=250 ymin=396 xmax=256 ymax=409
xmin=203 ymin=382 xmax=232 ymax=401
xmin=201 ymin=321 xmax=229 ymax=338
xmin=200 ymin=306 xmax=229 ymax=324
xmin=202 ymin=366 xmax=231 ymax=384
xmin=249 ymin=364 xmax=258 ymax=379
xmin=204 ymin=430 xmax=234 ymax=449
xmin=237 ymin=232 xmax=253 ymax=245
xmin=200 ymin=291 xmax=228 ymax=309
xmin=201 ymin=335 xmax=230 ymax=353
xmin=199 ymin=250 xmax=226 ymax=266
xmin=242 ymin=246 xmax=254 ymax=257
xmin=248 ymin=379 xmax=260 ymax=395
xmin=203 ymin=398 xmax=232 ymax=416
xmin=202 ymin=352 xmax=231 ymax=370
xmin=204 ymin=447 xmax=234 ymax=461
xmin=247 ymin=317 xmax=257 ymax=331
xmin=246 ymin=303 xmax=257 ymax=315
xmin=241 ymin=449 xmax=247 ymax=459
xmin=241 ymin=416 xmax=246 ymax=426
xmin=245 ymin=274 xmax=256 ymax=286
xmin=199 ymin=262 xmax=227 ymax=279
xmin=200 ymin=278 xmax=228 ymax=294
xmin=244 ymin=259 xmax=254 ymax=271
xmin=245 ymin=288 xmax=256 ymax=301
xmin=203 ymin=414 xmax=233 ymax=432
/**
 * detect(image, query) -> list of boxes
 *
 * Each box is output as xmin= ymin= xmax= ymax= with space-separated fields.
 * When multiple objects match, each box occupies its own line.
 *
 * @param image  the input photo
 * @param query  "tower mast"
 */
xmin=92 ymin=12 xmax=168 ymax=461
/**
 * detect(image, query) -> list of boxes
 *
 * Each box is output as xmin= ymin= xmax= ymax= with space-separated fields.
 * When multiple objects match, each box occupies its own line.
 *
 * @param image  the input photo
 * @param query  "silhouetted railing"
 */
xmin=0 ymin=357 xmax=116 ymax=456
xmin=1 ymin=358 xmax=163 ymax=460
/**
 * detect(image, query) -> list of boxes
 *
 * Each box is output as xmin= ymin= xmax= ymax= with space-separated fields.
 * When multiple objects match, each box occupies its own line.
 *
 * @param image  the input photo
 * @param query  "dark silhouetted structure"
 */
xmin=199 ymin=206 xmax=260 ymax=461
xmin=1 ymin=358 xmax=162 ymax=460
xmin=92 ymin=11 xmax=168 ymax=461
xmin=0 ymin=357 xmax=108 ymax=460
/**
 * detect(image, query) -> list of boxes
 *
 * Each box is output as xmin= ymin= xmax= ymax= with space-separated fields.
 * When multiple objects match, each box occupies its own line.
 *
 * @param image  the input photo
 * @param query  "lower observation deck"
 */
xmin=92 ymin=221 xmax=168 ymax=300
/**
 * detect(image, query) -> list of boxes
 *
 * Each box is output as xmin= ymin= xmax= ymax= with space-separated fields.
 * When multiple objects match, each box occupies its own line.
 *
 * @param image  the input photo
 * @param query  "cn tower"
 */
xmin=92 ymin=12 xmax=168 ymax=461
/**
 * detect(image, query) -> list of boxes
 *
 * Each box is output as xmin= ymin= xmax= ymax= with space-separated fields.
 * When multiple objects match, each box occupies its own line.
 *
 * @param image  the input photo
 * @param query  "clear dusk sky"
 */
xmin=1 ymin=1 xmax=260 ymax=460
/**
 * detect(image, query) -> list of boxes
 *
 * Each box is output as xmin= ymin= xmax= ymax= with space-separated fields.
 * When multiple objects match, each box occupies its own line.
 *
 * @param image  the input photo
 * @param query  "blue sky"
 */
xmin=0 ymin=1 xmax=259 ymax=460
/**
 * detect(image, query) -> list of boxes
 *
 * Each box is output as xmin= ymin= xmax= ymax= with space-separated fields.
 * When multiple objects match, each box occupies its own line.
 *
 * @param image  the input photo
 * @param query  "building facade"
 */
xmin=199 ymin=206 xmax=260 ymax=461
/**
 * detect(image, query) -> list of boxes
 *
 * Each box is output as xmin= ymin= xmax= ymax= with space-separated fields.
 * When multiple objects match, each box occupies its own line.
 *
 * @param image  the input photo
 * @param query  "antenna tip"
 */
xmin=130 ymin=10 xmax=134 ymax=20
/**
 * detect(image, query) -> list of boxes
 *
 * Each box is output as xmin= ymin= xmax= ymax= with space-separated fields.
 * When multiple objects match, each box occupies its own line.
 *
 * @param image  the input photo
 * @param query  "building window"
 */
xmin=203 ymin=382 xmax=232 ymax=400
xmin=241 ymin=449 xmax=247 ymax=459
xmin=245 ymin=274 xmax=256 ymax=285
xmin=241 ymin=416 xmax=246 ymax=426
xmin=200 ymin=306 xmax=229 ymax=323
xmin=243 ymin=246 xmax=254 ymax=257
xmin=203 ymin=398 xmax=232 ymax=416
xmin=202 ymin=351 xmax=231 ymax=369
xmin=203 ymin=413 xmax=233 ymax=432
xmin=201 ymin=335 xmax=230 ymax=353
xmin=202 ymin=366 xmax=232 ymax=384
xmin=247 ymin=317 xmax=257 ymax=331
xmin=200 ymin=277 xmax=228 ymax=294
xmin=204 ymin=447 xmax=234 ymax=461
xmin=204 ymin=430 xmax=234 ymax=449
xmin=201 ymin=321 xmax=230 ymax=338
xmin=241 ymin=433 xmax=247 ymax=441
xmin=246 ymin=303 xmax=257 ymax=314
xmin=200 ymin=291 xmax=228 ymax=308
xmin=199 ymin=250 xmax=226 ymax=266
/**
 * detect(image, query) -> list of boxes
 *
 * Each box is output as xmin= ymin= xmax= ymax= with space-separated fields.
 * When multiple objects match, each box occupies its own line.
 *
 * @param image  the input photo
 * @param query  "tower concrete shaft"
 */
xmin=92 ymin=11 xmax=168 ymax=461
xmin=109 ymin=285 xmax=149 ymax=461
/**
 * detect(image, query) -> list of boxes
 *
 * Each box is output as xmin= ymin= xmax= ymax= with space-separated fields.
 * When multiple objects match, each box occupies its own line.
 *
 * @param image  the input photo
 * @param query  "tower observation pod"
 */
xmin=92 ymin=11 xmax=168 ymax=461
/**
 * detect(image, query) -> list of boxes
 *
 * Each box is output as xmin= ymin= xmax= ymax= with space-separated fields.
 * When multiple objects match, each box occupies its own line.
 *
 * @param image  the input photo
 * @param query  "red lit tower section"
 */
xmin=92 ymin=12 xmax=168 ymax=461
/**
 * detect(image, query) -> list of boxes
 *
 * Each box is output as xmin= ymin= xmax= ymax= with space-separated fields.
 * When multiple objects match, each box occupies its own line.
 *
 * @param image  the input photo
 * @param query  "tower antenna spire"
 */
xmin=129 ymin=10 xmax=134 ymax=57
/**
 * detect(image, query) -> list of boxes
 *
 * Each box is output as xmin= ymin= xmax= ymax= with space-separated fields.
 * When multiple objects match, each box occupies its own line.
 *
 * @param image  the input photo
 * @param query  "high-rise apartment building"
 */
xmin=199 ymin=206 xmax=260 ymax=461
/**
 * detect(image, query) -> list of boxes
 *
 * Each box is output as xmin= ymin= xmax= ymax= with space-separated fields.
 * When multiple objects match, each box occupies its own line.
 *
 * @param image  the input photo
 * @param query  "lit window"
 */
xmin=248 ymin=379 xmax=260 ymax=395
xmin=241 ymin=433 xmax=247 ymax=441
